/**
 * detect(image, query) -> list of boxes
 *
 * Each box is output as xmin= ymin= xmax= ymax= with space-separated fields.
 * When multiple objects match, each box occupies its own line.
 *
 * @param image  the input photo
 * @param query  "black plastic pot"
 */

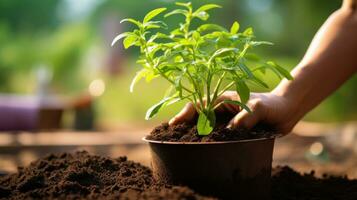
xmin=143 ymin=136 xmax=275 ymax=199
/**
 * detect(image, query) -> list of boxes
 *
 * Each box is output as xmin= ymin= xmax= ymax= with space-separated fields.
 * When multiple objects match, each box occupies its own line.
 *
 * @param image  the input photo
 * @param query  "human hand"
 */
xmin=169 ymin=91 xmax=300 ymax=135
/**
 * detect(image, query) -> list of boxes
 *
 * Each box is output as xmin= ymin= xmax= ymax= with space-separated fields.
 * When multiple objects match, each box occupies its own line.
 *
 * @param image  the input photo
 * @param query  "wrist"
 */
xmin=271 ymin=78 xmax=308 ymax=121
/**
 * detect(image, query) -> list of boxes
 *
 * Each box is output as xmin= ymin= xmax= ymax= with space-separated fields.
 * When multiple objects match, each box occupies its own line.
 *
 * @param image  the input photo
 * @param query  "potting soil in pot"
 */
xmin=0 ymin=151 xmax=356 ymax=200
xmin=148 ymin=122 xmax=274 ymax=142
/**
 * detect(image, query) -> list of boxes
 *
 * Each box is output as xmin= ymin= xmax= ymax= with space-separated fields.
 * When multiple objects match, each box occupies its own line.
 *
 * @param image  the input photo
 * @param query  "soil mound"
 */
xmin=0 ymin=151 xmax=214 ymax=200
xmin=1 ymin=151 xmax=356 ymax=200
xmin=272 ymin=166 xmax=357 ymax=200
xmin=148 ymin=122 xmax=273 ymax=142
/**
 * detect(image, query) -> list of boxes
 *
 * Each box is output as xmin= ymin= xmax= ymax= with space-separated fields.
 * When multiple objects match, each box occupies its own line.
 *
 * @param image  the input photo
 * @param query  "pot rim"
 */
xmin=142 ymin=134 xmax=282 ymax=145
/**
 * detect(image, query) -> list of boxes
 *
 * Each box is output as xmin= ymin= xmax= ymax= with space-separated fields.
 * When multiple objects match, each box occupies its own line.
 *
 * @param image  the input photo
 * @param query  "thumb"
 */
xmin=169 ymin=102 xmax=196 ymax=125
xmin=227 ymin=109 xmax=260 ymax=130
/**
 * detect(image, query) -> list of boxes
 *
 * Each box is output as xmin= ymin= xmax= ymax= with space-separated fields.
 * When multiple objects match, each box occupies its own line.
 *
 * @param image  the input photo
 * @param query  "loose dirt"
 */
xmin=271 ymin=166 xmax=357 ymax=200
xmin=0 ymin=151 xmax=214 ymax=200
xmin=0 ymin=151 xmax=356 ymax=200
xmin=147 ymin=122 xmax=274 ymax=142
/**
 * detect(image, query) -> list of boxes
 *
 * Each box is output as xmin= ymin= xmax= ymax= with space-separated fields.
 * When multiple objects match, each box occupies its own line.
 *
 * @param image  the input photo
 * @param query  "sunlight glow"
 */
xmin=310 ymin=142 xmax=324 ymax=156
xmin=89 ymin=79 xmax=106 ymax=97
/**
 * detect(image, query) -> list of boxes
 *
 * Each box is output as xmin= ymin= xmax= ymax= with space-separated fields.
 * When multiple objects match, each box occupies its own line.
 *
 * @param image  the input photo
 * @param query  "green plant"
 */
xmin=112 ymin=2 xmax=293 ymax=135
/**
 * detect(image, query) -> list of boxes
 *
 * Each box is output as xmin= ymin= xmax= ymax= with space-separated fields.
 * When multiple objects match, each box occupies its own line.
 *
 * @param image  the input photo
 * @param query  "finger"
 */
xmin=169 ymin=102 xmax=196 ymax=125
xmin=225 ymin=103 xmax=241 ymax=113
xmin=227 ymin=109 xmax=260 ymax=130
xmin=214 ymin=92 xmax=241 ymax=114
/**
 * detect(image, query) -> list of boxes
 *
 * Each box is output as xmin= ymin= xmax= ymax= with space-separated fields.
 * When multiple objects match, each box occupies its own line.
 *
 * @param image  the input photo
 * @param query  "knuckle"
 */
xmin=222 ymin=91 xmax=230 ymax=96
xmin=233 ymin=117 xmax=240 ymax=125
xmin=220 ymin=93 xmax=229 ymax=100
xmin=222 ymin=91 xmax=234 ymax=98
xmin=185 ymin=103 xmax=193 ymax=110
xmin=250 ymin=99 xmax=262 ymax=109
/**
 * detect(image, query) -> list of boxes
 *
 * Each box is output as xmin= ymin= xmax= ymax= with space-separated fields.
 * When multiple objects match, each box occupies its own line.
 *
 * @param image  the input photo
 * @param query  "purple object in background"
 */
xmin=0 ymin=95 xmax=65 ymax=131
xmin=0 ymin=95 xmax=39 ymax=131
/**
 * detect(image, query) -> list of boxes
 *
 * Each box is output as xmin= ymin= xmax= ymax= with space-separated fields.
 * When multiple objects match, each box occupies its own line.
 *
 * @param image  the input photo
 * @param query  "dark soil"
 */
xmin=147 ymin=122 xmax=274 ymax=142
xmin=0 ymin=151 xmax=214 ymax=200
xmin=1 ymin=151 xmax=356 ymax=200
xmin=271 ymin=166 xmax=357 ymax=200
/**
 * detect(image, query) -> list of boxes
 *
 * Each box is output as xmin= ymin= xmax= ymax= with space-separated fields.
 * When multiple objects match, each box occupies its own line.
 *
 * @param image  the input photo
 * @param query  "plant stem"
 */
xmin=206 ymin=72 xmax=212 ymax=110
xmin=210 ymin=71 xmax=226 ymax=109
xmin=184 ymin=9 xmax=192 ymax=39
xmin=157 ymin=68 xmax=194 ymax=93
xmin=189 ymin=46 xmax=206 ymax=112
xmin=217 ymin=81 xmax=235 ymax=98
xmin=181 ymin=11 xmax=205 ymax=113
xmin=186 ymin=70 xmax=204 ymax=111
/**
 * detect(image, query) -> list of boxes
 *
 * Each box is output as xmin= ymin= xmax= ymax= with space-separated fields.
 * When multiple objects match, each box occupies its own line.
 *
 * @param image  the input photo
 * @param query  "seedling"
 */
xmin=112 ymin=2 xmax=292 ymax=135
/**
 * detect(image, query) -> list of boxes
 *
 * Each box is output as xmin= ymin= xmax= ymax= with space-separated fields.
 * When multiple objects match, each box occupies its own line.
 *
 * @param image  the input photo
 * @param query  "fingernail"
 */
xmin=226 ymin=118 xmax=235 ymax=129
xmin=168 ymin=118 xmax=176 ymax=125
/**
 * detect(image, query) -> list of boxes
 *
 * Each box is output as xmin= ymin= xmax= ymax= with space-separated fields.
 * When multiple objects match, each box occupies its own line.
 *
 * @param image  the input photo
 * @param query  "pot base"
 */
xmin=145 ymin=137 xmax=275 ymax=199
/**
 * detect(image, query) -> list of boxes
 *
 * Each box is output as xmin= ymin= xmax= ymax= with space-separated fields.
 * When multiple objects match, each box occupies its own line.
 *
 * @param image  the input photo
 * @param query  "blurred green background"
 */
xmin=0 ymin=0 xmax=356 ymax=128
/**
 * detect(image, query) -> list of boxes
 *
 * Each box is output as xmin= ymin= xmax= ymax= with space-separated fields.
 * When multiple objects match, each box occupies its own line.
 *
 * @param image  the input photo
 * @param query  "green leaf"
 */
xmin=250 ymin=41 xmax=273 ymax=46
xmin=244 ymin=53 xmax=261 ymax=62
xmin=164 ymin=9 xmax=187 ymax=17
xmin=230 ymin=21 xmax=240 ymax=34
xmin=174 ymin=75 xmax=183 ymax=97
xmin=145 ymin=100 xmax=166 ymax=120
xmin=251 ymin=76 xmax=269 ymax=88
xmin=143 ymin=8 xmax=167 ymax=23
xmin=144 ymin=21 xmax=168 ymax=29
xmin=209 ymin=48 xmax=238 ymax=63
xmin=222 ymin=100 xmax=252 ymax=113
xmin=237 ymin=61 xmax=254 ymax=78
xmin=145 ymin=95 xmax=179 ymax=120
xmin=123 ymin=35 xmax=138 ymax=49
xmin=267 ymin=66 xmax=282 ymax=79
xmin=267 ymin=61 xmax=293 ymax=80
xmin=175 ymin=2 xmax=192 ymax=8
xmin=120 ymin=18 xmax=142 ymax=27
xmin=130 ymin=69 xmax=148 ymax=93
xmin=167 ymin=96 xmax=181 ymax=106
xmin=236 ymin=80 xmax=250 ymax=104
xmin=197 ymin=24 xmax=227 ymax=33
xmin=242 ymin=27 xmax=254 ymax=36
xmin=153 ymin=32 xmax=171 ymax=40
xmin=174 ymin=55 xmax=184 ymax=63
xmin=145 ymin=71 xmax=159 ymax=82
xmin=196 ymin=4 xmax=221 ymax=13
xmin=170 ymin=28 xmax=184 ymax=37
xmin=164 ymin=85 xmax=175 ymax=98
xmin=221 ymin=64 xmax=238 ymax=71
xmin=194 ymin=11 xmax=209 ymax=21
xmin=253 ymin=66 xmax=266 ymax=74
xmin=197 ymin=110 xmax=216 ymax=135
xmin=147 ymin=44 xmax=161 ymax=57
xmin=111 ymin=32 xmax=130 ymax=47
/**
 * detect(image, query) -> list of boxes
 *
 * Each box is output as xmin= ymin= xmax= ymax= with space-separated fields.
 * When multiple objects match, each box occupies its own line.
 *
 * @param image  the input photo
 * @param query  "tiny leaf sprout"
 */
xmin=112 ymin=2 xmax=293 ymax=135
